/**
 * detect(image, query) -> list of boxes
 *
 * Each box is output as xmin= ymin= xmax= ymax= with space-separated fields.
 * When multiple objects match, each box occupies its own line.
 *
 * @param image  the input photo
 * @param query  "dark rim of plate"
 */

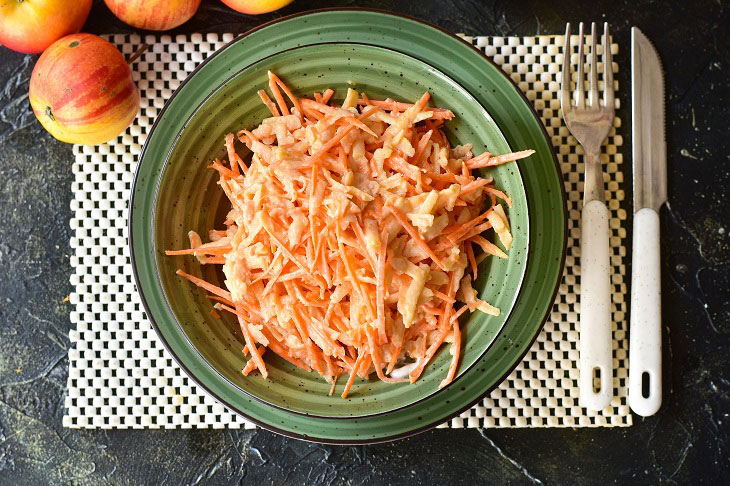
xmin=128 ymin=7 xmax=568 ymax=444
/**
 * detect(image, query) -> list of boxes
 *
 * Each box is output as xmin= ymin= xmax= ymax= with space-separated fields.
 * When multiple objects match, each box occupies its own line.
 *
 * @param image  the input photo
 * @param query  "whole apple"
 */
xmin=29 ymin=34 xmax=139 ymax=145
xmin=221 ymin=0 xmax=293 ymax=15
xmin=0 ymin=0 xmax=92 ymax=54
xmin=104 ymin=0 xmax=201 ymax=31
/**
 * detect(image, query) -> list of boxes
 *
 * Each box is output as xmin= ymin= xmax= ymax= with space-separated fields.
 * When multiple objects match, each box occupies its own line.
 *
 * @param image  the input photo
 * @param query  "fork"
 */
xmin=561 ymin=22 xmax=615 ymax=411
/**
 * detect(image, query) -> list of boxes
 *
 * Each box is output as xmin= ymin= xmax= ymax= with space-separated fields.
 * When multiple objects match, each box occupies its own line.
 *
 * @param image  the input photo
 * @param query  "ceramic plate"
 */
xmin=153 ymin=42 xmax=525 ymax=418
xmin=130 ymin=9 xmax=566 ymax=443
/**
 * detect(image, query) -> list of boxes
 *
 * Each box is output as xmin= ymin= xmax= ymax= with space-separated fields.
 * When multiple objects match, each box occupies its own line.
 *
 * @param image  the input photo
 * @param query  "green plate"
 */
xmin=154 ymin=42 xmax=526 ymax=418
xmin=130 ymin=9 xmax=566 ymax=443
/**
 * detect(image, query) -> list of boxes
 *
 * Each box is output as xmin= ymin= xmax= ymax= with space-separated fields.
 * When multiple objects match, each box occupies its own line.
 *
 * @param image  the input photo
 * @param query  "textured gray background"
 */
xmin=0 ymin=0 xmax=728 ymax=484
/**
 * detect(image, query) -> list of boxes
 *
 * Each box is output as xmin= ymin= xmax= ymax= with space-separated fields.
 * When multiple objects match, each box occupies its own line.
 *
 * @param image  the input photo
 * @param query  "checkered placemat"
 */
xmin=63 ymin=33 xmax=630 ymax=429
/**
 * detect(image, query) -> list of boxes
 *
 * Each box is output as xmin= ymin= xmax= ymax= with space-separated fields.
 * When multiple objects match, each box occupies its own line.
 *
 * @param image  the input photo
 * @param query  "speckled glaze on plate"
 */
xmin=153 ymin=42 xmax=526 ymax=418
xmin=130 ymin=9 xmax=566 ymax=444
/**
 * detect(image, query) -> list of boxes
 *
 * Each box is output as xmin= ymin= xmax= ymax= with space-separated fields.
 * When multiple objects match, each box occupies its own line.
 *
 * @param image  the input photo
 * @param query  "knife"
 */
xmin=630 ymin=27 xmax=667 ymax=416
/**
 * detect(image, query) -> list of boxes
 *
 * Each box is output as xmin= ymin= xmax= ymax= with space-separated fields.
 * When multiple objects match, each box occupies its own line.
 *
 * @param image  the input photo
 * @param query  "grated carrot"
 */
xmin=387 ymin=205 xmax=446 ymax=271
xmin=243 ymin=346 xmax=266 ymax=375
xmin=168 ymin=73 xmax=532 ymax=394
xmin=484 ymin=186 xmax=513 ymax=207
xmin=176 ymin=269 xmax=232 ymax=302
xmin=470 ymin=235 xmax=508 ymax=258
xmin=356 ymin=99 xmax=454 ymax=119
xmin=466 ymin=241 xmax=478 ymax=279
xmin=341 ymin=352 xmax=364 ymax=399
xmin=267 ymin=71 xmax=290 ymax=116
xmin=375 ymin=228 xmax=389 ymax=344
xmin=432 ymin=289 xmax=456 ymax=304
xmin=165 ymin=246 xmax=231 ymax=256
xmin=208 ymin=159 xmax=238 ymax=179
xmin=258 ymin=89 xmax=280 ymax=117
xmin=225 ymin=134 xmax=246 ymax=175
xmin=466 ymin=149 xmax=535 ymax=169
xmin=237 ymin=313 xmax=268 ymax=379
xmin=411 ymin=129 xmax=433 ymax=166
xmin=409 ymin=270 xmax=459 ymax=383
xmin=440 ymin=321 xmax=461 ymax=389
xmin=459 ymin=178 xmax=491 ymax=196
xmin=310 ymin=125 xmax=355 ymax=163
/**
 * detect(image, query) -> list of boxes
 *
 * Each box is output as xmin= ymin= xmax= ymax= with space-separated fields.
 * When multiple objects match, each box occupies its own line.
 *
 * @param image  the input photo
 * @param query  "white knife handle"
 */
xmin=579 ymin=199 xmax=613 ymax=411
xmin=629 ymin=207 xmax=662 ymax=416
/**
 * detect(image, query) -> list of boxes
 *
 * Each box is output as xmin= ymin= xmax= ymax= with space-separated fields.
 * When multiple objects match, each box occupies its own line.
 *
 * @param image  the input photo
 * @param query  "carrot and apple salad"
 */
xmin=167 ymin=72 xmax=534 ymax=397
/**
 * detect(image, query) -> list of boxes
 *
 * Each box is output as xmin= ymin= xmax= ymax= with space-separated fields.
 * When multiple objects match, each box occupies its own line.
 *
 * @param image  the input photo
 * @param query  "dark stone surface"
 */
xmin=0 ymin=0 xmax=728 ymax=484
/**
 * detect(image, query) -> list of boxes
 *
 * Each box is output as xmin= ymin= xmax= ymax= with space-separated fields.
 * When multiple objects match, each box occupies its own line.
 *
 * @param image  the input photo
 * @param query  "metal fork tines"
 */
xmin=561 ymin=22 xmax=615 ymax=204
xmin=561 ymin=22 xmax=616 ymax=411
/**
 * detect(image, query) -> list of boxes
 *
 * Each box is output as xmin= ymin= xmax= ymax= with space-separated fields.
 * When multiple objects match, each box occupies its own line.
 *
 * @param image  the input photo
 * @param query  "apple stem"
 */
xmin=126 ymin=44 xmax=149 ymax=65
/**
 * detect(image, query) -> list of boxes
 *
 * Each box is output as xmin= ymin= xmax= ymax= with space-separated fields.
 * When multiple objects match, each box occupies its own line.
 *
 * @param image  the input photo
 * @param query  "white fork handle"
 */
xmin=629 ymin=207 xmax=662 ymax=416
xmin=579 ymin=199 xmax=613 ymax=411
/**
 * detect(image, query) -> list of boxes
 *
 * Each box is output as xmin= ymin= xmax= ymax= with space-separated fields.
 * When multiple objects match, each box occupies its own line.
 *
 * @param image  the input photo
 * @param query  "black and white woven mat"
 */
xmin=64 ymin=33 xmax=630 ymax=429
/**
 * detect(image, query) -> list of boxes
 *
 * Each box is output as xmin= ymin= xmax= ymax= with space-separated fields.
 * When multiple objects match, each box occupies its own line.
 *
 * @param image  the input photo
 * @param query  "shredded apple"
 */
xmin=167 ymin=72 xmax=534 ymax=397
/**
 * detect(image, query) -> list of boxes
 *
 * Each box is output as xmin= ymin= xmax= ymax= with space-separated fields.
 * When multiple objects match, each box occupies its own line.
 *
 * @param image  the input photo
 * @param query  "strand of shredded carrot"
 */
xmin=466 ymin=149 xmax=535 ymax=169
xmin=309 ymin=125 xmax=355 ymax=163
xmin=267 ymin=71 xmax=290 ymax=116
xmin=237 ymin=314 xmax=268 ymax=379
xmin=224 ymin=134 xmax=246 ymax=175
xmin=351 ymin=220 xmax=377 ymax=274
xmin=356 ymin=99 xmax=454 ymax=119
xmin=204 ymin=256 xmax=226 ymax=264
xmin=258 ymin=89 xmax=280 ymax=117
xmin=387 ymin=205 xmax=446 ymax=271
xmin=336 ymin=224 xmax=376 ymax=319
xmin=375 ymin=229 xmax=389 ymax=345
xmin=268 ymin=71 xmax=303 ymax=120
xmin=328 ymin=375 xmax=338 ymax=396
xmin=208 ymin=160 xmax=238 ymax=179
xmin=432 ymin=289 xmax=456 ymax=304
xmin=452 ymin=221 xmax=494 ymax=246
xmin=440 ymin=321 xmax=461 ymax=388
xmin=176 ymin=269 xmax=232 ymax=301
xmin=470 ymin=235 xmax=508 ymax=258
xmin=341 ymin=352 xmax=365 ymax=399
xmin=442 ymin=212 xmax=490 ymax=237
xmin=165 ymin=245 xmax=231 ymax=256
xmin=466 ymin=241 xmax=478 ymax=279
xmin=409 ymin=270 xmax=458 ymax=383
xmin=243 ymin=346 xmax=266 ymax=376
xmin=459 ymin=178 xmax=491 ymax=196
xmin=484 ymin=186 xmax=513 ymax=207
xmin=411 ymin=129 xmax=433 ymax=166
xmin=342 ymin=116 xmax=377 ymax=137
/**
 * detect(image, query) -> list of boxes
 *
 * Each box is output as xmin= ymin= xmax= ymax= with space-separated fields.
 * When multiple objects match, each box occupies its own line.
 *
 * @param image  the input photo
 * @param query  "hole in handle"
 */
xmin=642 ymin=371 xmax=650 ymax=399
xmin=592 ymin=366 xmax=602 ymax=394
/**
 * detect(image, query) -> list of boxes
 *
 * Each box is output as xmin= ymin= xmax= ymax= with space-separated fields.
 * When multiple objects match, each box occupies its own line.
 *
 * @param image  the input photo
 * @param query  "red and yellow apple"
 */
xmin=0 ymin=0 xmax=92 ymax=54
xmin=104 ymin=0 xmax=201 ymax=31
xmin=29 ymin=33 xmax=139 ymax=145
xmin=221 ymin=0 xmax=293 ymax=15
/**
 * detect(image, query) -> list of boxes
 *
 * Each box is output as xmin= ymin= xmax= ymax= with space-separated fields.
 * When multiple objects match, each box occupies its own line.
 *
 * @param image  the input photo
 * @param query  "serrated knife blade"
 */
xmin=632 ymin=27 xmax=667 ymax=212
